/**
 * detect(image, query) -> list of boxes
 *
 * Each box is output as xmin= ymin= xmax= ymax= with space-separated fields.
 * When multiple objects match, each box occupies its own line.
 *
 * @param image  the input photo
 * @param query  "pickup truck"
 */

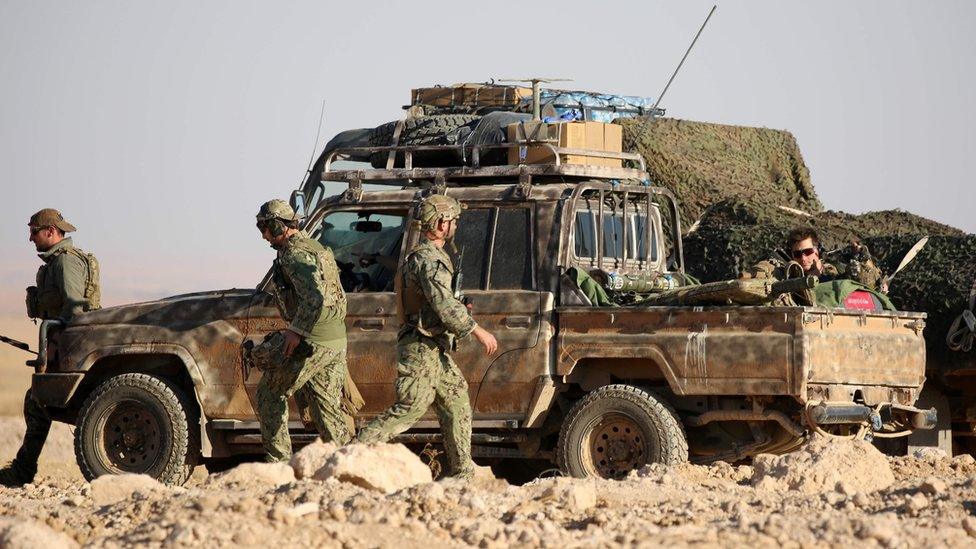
xmin=25 ymin=148 xmax=934 ymax=483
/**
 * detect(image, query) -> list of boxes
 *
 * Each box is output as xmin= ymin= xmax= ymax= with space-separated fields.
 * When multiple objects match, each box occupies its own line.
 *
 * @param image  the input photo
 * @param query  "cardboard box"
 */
xmin=411 ymin=84 xmax=531 ymax=108
xmin=506 ymin=121 xmax=623 ymax=167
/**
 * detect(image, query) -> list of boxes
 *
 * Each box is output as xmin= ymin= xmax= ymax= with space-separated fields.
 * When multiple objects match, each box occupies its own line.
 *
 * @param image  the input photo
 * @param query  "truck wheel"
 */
xmin=75 ymin=373 xmax=196 ymax=485
xmin=557 ymin=384 xmax=688 ymax=479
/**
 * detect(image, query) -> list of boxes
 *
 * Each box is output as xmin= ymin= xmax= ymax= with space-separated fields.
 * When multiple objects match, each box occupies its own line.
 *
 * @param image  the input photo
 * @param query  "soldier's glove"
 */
xmin=247 ymin=332 xmax=288 ymax=372
xmin=25 ymin=286 xmax=39 ymax=319
xmin=241 ymin=340 xmax=255 ymax=380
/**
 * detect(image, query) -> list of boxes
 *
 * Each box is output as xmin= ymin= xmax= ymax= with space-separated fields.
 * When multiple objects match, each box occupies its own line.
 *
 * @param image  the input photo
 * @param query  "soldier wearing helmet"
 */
xmin=253 ymin=199 xmax=354 ymax=461
xmin=1 ymin=209 xmax=101 ymax=487
xmin=356 ymin=194 xmax=497 ymax=479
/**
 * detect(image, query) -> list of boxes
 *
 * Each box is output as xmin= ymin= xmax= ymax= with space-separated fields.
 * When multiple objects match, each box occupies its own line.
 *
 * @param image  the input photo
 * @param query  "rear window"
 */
xmin=574 ymin=209 xmax=656 ymax=264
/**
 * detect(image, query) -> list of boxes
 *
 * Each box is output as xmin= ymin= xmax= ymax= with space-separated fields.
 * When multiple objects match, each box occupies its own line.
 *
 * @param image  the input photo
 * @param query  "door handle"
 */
xmin=503 ymin=315 xmax=532 ymax=329
xmin=354 ymin=318 xmax=385 ymax=331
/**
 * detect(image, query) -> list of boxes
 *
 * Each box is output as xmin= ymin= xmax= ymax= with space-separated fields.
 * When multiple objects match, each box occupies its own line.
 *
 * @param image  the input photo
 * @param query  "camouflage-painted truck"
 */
xmin=25 ymin=139 xmax=935 ymax=484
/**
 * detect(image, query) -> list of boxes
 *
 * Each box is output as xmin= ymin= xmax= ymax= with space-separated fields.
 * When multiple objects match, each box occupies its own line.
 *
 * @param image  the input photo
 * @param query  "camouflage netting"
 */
xmin=681 ymin=199 xmax=975 ymax=366
xmin=681 ymin=199 xmax=965 ymax=282
xmin=618 ymin=117 xmax=822 ymax=224
xmin=864 ymin=235 xmax=976 ymax=365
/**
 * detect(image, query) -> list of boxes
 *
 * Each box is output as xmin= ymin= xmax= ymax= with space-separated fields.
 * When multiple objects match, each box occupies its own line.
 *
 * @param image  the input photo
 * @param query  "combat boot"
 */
xmin=0 ymin=462 xmax=34 ymax=488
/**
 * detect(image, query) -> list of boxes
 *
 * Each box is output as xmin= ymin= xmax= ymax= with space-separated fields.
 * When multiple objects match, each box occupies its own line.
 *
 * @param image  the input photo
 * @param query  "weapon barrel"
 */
xmin=0 ymin=334 xmax=36 ymax=354
xmin=769 ymin=275 xmax=819 ymax=297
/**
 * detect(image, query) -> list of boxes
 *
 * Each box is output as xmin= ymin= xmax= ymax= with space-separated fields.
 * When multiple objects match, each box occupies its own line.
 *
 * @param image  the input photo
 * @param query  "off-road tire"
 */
xmin=368 ymin=114 xmax=478 ymax=168
xmin=557 ymin=384 xmax=688 ymax=479
xmin=75 ymin=373 xmax=196 ymax=485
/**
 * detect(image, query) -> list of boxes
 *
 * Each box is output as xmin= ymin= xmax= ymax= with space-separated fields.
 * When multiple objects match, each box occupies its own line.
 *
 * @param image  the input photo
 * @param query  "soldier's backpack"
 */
xmin=68 ymin=248 xmax=101 ymax=311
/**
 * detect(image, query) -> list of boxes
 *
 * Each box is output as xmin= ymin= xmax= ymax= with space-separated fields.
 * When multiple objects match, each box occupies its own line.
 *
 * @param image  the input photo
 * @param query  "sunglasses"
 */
xmin=792 ymin=247 xmax=817 ymax=259
xmin=29 ymin=226 xmax=49 ymax=235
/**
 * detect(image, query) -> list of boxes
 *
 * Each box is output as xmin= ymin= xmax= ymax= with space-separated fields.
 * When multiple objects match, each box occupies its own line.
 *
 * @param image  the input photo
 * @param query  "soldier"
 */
xmin=743 ymin=227 xmax=837 ymax=282
xmin=253 ymin=200 xmax=352 ymax=461
xmin=355 ymin=194 xmax=497 ymax=479
xmin=742 ymin=226 xmax=883 ymax=304
xmin=1 ymin=209 xmax=100 ymax=487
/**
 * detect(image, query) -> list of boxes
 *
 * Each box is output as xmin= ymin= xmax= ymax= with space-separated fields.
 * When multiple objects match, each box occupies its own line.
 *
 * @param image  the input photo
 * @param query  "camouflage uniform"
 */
xmin=741 ymin=258 xmax=837 ymax=306
xmin=356 ymin=195 xmax=477 ymax=479
xmin=742 ymin=241 xmax=883 ymax=305
xmin=254 ymin=200 xmax=351 ymax=462
xmin=833 ymin=242 xmax=884 ymax=290
xmin=1 ymin=209 xmax=100 ymax=487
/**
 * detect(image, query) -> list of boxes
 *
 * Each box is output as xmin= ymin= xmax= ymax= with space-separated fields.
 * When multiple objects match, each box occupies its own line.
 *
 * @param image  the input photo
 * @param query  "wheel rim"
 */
xmin=584 ymin=413 xmax=647 ymax=479
xmin=97 ymin=399 xmax=164 ymax=474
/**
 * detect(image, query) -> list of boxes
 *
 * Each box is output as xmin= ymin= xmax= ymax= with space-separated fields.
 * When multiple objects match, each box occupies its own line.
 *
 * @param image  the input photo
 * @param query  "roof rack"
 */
xmin=320 ymin=141 xmax=649 ymax=201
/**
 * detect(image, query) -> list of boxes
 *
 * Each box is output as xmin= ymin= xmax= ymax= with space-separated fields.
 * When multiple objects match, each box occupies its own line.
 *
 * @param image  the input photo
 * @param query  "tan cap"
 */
xmin=28 ymin=208 xmax=77 ymax=232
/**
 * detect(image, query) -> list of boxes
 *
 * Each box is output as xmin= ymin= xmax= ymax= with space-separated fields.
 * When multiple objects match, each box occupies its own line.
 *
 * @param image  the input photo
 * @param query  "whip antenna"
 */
xmin=652 ymin=5 xmax=717 ymax=111
xmin=302 ymin=99 xmax=327 ymax=184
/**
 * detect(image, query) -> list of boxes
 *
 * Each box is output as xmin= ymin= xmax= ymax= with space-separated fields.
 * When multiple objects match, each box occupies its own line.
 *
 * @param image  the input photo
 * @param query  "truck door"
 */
xmin=449 ymin=202 xmax=553 ymax=423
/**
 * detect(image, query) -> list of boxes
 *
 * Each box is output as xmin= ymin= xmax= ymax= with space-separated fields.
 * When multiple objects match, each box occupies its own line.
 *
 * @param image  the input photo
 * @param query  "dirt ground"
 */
xmin=3 ymin=320 xmax=976 ymax=548
xmin=2 ymin=415 xmax=976 ymax=548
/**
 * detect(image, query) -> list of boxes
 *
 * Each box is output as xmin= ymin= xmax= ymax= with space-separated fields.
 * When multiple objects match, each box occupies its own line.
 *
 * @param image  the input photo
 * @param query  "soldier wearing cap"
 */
xmin=253 ymin=199 xmax=353 ymax=461
xmin=356 ymin=194 xmax=497 ymax=479
xmin=1 ymin=209 xmax=101 ymax=487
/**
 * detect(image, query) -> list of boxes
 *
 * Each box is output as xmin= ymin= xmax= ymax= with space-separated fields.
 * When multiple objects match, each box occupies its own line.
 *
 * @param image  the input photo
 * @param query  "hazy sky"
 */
xmin=1 ymin=0 xmax=973 ymax=316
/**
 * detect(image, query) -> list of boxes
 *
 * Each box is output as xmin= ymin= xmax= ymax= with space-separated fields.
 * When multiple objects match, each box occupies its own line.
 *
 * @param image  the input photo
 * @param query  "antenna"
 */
xmin=301 ymin=99 xmax=327 ymax=186
xmin=499 ymin=77 xmax=573 ymax=120
xmin=652 ymin=5 xmax=717 ymax=111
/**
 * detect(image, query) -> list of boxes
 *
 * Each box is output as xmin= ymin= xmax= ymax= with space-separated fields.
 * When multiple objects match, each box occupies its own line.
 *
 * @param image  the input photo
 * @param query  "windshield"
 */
xmin=302 ymin=160 xmax=373 ymax=215
xmin=308 ymin=209 xmax=407 ymax=292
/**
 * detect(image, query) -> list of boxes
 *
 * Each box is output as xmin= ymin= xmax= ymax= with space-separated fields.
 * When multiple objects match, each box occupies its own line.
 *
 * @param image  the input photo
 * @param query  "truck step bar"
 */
xmin=224 ymin=432 xmax=525 ymax=446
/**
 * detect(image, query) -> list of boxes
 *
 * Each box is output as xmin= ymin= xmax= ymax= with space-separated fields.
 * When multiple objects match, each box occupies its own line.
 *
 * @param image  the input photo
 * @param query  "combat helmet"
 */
xmin=256 ymin=199 xmax=300 ymax=237
xmin=415 ymin=194 xmax=466 ymax=231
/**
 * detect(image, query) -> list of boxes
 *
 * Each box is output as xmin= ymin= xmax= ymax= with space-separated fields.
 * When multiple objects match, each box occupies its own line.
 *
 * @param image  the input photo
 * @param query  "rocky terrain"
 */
xmin=2 ymin=421 xmax=976 ymax=549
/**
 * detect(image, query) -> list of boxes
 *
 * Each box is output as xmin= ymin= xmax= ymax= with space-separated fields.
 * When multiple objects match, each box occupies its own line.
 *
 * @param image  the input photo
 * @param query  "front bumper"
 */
xmin=31 ymin=372 xmax=84 ymax=408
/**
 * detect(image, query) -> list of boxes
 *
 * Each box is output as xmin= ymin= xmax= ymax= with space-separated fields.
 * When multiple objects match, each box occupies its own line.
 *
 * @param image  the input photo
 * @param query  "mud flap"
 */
xmin=907 ymin=386 xmax=952 ymax=456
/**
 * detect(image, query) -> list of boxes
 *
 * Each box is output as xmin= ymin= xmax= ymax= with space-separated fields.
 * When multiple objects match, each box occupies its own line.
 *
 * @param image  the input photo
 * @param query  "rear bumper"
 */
xmin=807 ymin=401 xmax=937 ymax=431
xmin=31 ymin=372 xmax=84 ymax=408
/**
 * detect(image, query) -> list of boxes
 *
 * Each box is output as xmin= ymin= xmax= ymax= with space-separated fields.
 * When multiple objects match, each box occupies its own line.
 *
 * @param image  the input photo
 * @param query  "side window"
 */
xmin=490 ymin=208 xmax=533 ymax=289
xmin=314 ymin=210 xmax=407 ymax=292
xmin=453 ymin=206 xmax=534 ymax=290
xmin=453 ymin=208 xmax=491 ymax=290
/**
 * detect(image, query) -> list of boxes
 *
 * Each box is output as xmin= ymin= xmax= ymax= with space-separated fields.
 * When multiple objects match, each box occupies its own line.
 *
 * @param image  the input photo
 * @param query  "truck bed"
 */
xmin=555 ymin=305 xmax=927 ymax=406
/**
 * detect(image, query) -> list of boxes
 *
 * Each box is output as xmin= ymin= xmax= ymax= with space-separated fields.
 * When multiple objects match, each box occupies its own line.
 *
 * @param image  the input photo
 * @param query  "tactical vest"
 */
xmin=271 ymin=236 xmax=346 ymax=321
xmin=28 ymin=246 xmax=101 ymax=320
xmin=395 ymin=246 xmax=453 ymax=337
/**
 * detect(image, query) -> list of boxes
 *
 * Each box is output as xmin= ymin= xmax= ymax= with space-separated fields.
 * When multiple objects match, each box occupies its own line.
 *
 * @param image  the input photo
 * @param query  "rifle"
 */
xmin=452 ymin=245 xmax=468 ymax=306
xmin=1 ymin=334 xmax=37 ymax=355
xmin=768 ymin=275 xmax=820 ymax=299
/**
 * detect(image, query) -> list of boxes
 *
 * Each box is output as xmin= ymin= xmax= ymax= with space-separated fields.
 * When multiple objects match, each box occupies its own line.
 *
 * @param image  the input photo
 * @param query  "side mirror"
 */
xmin=290 ymin=190 xmax=307 ymax=220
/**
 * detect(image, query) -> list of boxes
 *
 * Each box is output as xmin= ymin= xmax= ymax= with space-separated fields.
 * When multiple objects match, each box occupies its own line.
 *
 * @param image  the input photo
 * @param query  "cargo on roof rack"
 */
xmin=321 ymin=141 xmax=647 ymax=182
